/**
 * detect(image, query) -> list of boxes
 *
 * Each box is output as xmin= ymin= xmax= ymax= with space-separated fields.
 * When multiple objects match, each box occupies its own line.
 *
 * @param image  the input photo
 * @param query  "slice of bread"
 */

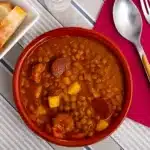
xmin=0 ymin=6 xmax=27 ymax=50
xmin=0 ymin=2 xmax=12 ymax=22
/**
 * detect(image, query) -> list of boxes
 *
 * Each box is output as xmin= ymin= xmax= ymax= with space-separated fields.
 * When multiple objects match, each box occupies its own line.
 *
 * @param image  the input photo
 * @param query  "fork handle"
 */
xmin=136 ymin=43 xmax=150 ymax=82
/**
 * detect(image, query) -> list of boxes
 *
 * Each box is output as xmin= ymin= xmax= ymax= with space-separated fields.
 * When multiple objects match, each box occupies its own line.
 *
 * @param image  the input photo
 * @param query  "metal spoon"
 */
xmin=113 ymin=0 xmax=150 ymax=82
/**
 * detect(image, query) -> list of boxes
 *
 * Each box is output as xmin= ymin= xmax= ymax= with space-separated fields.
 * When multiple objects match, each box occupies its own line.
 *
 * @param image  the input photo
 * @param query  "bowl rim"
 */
xmin=13 ymin=27 xmax=133 ymax=147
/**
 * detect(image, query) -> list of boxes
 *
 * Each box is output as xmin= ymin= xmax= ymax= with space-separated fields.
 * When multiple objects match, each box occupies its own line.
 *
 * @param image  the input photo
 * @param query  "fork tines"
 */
xmin=140 ymin=0 xmax=150 ymax=23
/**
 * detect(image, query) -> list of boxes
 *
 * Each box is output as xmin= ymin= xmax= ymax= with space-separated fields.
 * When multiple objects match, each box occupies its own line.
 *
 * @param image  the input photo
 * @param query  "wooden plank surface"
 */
xmin=0 ymin=94 xmax=53 ymax=150
xmin=73 ymin=0 xmax=103 ymax=22
xmin=38 ymin=0 xmax=93 ymax=28
xmin=3 ymin=44 xmax=23 ymax=69
xmin=0 ymin=63 xmax=14 ymax=105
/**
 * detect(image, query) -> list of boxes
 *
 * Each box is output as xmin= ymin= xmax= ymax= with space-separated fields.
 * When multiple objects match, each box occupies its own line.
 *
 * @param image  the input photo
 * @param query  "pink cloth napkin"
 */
xmin=94 ymin=0 xmax=150 ymax=127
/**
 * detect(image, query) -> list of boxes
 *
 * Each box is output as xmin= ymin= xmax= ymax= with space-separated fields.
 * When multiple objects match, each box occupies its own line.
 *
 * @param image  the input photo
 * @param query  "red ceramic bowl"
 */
xmin=13 ymin=27 xmax=132 ymax=147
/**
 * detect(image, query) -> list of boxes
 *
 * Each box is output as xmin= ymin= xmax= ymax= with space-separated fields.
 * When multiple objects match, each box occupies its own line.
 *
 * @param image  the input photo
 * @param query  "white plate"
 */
xmin=0 ymin=0 xmax=39 ymax=59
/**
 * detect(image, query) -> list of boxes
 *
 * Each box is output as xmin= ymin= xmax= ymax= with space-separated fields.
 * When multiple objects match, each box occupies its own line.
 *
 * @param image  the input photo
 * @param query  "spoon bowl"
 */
xmin=113 ymin=0 xmax=142 ymax=44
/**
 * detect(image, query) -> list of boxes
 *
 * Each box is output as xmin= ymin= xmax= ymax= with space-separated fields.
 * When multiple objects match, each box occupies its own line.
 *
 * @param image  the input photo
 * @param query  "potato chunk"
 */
xmin=68 ymin=82 xmax=81 ymax=95
xmin=48 ymin=96 xmax=60 ymax=108
xmin=96 ymin=120 xmax=109 ymax=132
xmin=36 ymin=105 xmax=47 ymax=116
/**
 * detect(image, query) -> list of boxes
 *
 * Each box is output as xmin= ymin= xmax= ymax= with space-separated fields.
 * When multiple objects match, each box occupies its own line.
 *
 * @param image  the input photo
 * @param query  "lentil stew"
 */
xmin=19 ymin=35 xmax=125 ymax=140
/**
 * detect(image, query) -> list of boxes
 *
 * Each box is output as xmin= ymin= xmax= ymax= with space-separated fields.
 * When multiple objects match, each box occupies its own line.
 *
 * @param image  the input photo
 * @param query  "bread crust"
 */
xmin=0 ymin=2 xmax=13 ymax=11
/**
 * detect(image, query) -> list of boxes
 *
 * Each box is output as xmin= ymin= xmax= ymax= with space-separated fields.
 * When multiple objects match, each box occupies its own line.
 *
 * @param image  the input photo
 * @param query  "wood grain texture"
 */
xmin=73 ymin=0 xmax=104 ymax=21
xmin=0 ymin=94 xmax=53 ymax=150
xmin=38 ymin=0 xmax=93 ymax=28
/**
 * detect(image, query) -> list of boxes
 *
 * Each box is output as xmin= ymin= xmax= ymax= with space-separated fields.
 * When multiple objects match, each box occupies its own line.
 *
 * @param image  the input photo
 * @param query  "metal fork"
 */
xmin=140 ymin=0 xmax=150 ymax=23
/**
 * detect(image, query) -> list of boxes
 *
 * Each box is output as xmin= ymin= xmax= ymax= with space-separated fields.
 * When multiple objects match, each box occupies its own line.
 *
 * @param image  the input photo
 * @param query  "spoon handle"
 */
xmin=136 ymin=43 xmax=150 ymax=82
xmin=142 ymin=54 xmax=150 ymax=80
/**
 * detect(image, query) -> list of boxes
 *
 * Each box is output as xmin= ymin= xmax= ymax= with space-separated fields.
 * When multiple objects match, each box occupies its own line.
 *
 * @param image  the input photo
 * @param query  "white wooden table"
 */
xmin=0 ymin=0 xmax=150 ymax=150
